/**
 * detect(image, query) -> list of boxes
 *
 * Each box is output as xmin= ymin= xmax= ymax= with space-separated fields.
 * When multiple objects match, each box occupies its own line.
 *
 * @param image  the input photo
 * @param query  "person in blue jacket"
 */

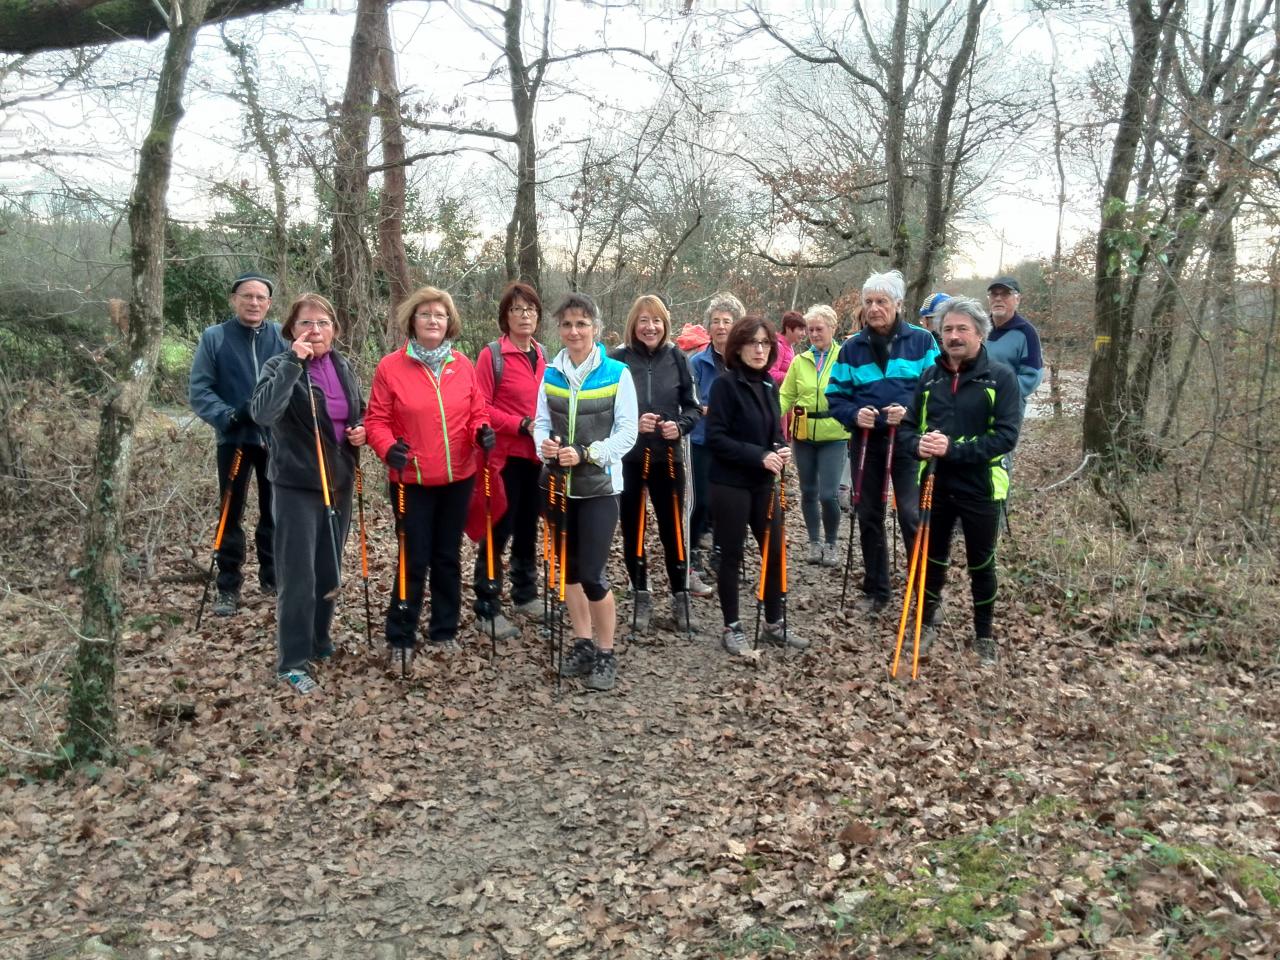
xmin=188 ymin=272 xmax=287 ymax=617
xmin=984 ymin=276 xmax=1044 ymax=408
xmin=826 ymin=269 xmax=939 ymax=616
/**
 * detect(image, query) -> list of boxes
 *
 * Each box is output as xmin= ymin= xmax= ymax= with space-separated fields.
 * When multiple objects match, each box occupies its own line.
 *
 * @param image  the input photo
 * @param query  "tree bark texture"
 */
xmin=373 ymin=4 xmax=412 ymax=349
xmin=0 ymin=0 xmax=289 ymax=53
xmin=505 ymin=0 xmax=542 ymax=290
xmin=65 ymin=0 xmax=212 ymax=763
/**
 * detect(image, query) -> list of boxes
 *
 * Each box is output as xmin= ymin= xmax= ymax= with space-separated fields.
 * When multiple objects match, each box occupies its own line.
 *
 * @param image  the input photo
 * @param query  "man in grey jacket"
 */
xmin=189 ymin=273 xmax=287 ymax=616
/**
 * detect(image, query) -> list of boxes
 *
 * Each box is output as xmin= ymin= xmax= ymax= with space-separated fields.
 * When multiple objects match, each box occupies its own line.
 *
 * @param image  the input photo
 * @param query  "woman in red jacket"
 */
xmin=470 ymin=281 xmax=547 ymax=639
xmin=365 ymin=286 xmax=494 ymax=671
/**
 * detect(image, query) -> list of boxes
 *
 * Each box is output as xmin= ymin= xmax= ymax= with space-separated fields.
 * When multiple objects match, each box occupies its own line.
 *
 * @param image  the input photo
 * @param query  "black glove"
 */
xmin=476 ymin=424 xmax=496 ymax=452
xmin=227 ymin=404 xmax=252 ymax=429
xmin=518 ymin=417 xmax=533 ymax=437
xmin=386 ymin=438 xmax=410 ymax=471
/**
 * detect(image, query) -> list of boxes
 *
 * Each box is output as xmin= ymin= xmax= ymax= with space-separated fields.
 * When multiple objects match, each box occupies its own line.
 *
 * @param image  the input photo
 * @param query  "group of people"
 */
xmin=189 ymin=268 xmax=1042 ymax=695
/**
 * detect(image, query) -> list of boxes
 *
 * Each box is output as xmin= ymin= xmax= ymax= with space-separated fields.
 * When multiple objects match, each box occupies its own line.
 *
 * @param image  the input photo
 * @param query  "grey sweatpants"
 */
xmin=273 ymin=484 xmax=353 ymax=673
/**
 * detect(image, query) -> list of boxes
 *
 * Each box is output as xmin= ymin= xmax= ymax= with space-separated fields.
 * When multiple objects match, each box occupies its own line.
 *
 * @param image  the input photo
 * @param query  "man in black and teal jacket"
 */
xmin=898 ymin=297 xmax=1022 ymax=664
xmin=826 ymin=269 xmax=939 ymax=616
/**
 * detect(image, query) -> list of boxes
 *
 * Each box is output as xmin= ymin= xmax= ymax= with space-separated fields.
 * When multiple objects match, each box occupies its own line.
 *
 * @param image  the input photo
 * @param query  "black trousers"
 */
xmin=559 ymin=495 xmax=619 ymax=602
xmin=386 ymin=477 xmax=475 ymax=647
xmin=273 ymin=483 xmax=351 ymax=673
xmin=922 ymin=490 xmax=1001 ymax=638
xmin=619 ymin=454 xmax=687 ymax=593
xmin=711 ymin=482 xmax=783 ymax=626
xmin=689 ymin=443 xmax=713 ymax=551
xmin=472 ymin=456 xmax=542 ymax=617
xmin=852 ymin=431 xmax=919 ymax=602
xmin=215 ymin=443 xmax=275 ymax=593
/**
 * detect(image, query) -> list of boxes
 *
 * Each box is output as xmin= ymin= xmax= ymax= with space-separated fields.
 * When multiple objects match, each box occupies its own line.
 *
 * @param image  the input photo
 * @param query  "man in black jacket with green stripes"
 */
xmin=899 ymin=297 xmax=1022 ymax=664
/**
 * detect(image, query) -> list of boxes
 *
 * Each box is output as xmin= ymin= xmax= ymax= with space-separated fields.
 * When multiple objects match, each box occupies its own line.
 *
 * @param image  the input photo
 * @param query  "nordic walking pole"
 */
xmin=306 ymin=369 xmax=343 ymax=601
xmin=778 ymin=462 xmax=789 ymax=645
xmin=543 ymin=471 xmax=557 ymax=660
xmin=885 ymin=425 xmax=898 ymax=576
xmin=483 ymin=451 xmax=497 ymax=661
xmin=556 ymin=452 xmax=569 ymax=695
xmin=754 ymin=471 xmax=779 ymax=649
xmin=393 ymin=450 xmax=411 ymax=678
xmin=841 ymin=428 xmax=869 ymax=607
xmin=891 ymin=462 xmax=934 ymax=679
xmin=355 ymin=459 xmax=372 ymax=644
xmin=195 ymin=446 xmax=244 ymax=628
xmin=668 ymin=440 xmax=692 ymax=639
xmin=909 ymin=471 xmax=935 ymax=681
xmin=633 ymin=445 xmax=650 ymax=637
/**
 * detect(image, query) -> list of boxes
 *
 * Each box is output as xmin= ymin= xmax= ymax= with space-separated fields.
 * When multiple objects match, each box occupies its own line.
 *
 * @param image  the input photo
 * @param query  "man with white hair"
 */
xmin=899 ymin=297 xmax=1022 ymax=663
xmin=826 ymin=269 xmax=939 ymax=616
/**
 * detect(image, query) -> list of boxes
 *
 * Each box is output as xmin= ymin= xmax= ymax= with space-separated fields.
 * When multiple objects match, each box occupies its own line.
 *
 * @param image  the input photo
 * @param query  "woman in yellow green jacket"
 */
xmin=780 ymin=304 xmax=851 ymax=566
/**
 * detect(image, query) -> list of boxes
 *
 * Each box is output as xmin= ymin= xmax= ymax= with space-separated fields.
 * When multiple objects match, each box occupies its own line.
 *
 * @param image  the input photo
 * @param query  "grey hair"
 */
xmin=552 ymin=292 xmax=604 ymax=337
xmin=704 ymin=292 xmax=745 ymax=323
xmin=803 ymin=304 xmax=838 ymax=328
xmin=862 ymin=269 xmax=906 ymax=303
xmin=937 ymin=296 xmax=991 ymax=339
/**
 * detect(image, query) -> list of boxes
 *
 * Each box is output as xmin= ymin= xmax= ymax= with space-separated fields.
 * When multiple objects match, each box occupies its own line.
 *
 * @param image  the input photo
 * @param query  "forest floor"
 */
xmin=1 ymin=396 xmax=1278 ymax=960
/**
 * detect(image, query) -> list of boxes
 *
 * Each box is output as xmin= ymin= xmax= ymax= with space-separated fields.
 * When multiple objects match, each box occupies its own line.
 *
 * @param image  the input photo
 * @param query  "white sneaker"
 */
xmin=806 ymin=542 xmax=822 ymax=564
xmin=821 ymin=543 xmax=841 ymax=567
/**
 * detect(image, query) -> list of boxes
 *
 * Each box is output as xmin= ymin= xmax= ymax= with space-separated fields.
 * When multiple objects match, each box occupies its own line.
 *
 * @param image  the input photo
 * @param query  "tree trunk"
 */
xmin=883 ymin=0 xmax=910 ymax=274
xmin=372 ymin=4 xmax=412 ymax=348
xmin=64 ymin=0 xmax=212 ymax=764
xmin=505 ymin=0 xmax=541 ymax=290
xmin=0 ymin=0 xmax=288 ymax=53
xmin=1082 ymin=0 xmax=1177 ymax=464
xmin=331 ymin=0 xmax=382 ymax=354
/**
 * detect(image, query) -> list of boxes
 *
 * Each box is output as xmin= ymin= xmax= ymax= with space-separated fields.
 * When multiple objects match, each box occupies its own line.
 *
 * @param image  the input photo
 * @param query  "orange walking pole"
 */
xmin=483 ymin=455 xmax=497 ymax=659
xmin=753 ymin=473 xmax=780 ymax=647
xmin=355 ymin=461 xmax=372 ymax=644
xmin=891 ymin=465 xmax=935 ymax=679
xmin=910 ymin=475 xmax=935 ymax=680
xmin=195 ymin=446 xmax=244 ymax=628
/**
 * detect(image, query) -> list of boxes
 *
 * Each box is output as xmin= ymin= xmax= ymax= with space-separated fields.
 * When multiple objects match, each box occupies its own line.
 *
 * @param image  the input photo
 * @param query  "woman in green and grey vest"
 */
xmin=534 ymin=293 xmax=638 ymax=692
xmin=779 ymin=304 xmax=850 ymax=567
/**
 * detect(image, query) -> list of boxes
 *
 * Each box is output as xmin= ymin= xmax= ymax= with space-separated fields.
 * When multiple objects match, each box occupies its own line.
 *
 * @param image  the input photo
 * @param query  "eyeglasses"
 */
xmin=746 ymin=338 xmax=771 ymax=350
xmin=236 ymin=294 xmax=270 ymax=303
xmin=416 ymin=312 xmax=450 ymax=322
xmin=296 ymin=319 xmax=333 ymax=330
xmin=509 ymin=305 xmax=537 ymax=316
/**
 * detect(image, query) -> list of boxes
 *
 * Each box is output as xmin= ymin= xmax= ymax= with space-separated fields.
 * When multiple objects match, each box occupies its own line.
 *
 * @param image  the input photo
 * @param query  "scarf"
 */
xmin=409 ymin=338 xmax=453 ymax=377
xmin=553 ymin=342 xmax=603 ymax=392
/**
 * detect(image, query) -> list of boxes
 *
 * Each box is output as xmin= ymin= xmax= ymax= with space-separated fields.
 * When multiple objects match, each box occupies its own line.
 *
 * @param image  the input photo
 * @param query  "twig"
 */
xmin=1037 ymin=453 xmax=1095 ymax=492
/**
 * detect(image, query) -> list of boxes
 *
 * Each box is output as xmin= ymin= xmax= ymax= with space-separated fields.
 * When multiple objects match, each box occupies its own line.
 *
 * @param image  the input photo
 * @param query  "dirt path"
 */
xmin=2 ymin=418 xmax=1278 ymax=959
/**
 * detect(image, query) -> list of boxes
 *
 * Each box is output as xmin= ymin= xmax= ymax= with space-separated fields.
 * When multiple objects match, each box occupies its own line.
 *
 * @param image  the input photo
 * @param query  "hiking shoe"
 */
xmin=806 ymin=542 xmax=822 ymax=565
xmin=477 ymin=613 xmax=520 ymax=641
xmin=279 ymin=669 xmax=317 ymax=695
xmin=722 ymin=622 xmax=749 ymax=656
xmin=688 ymin=569 xmax=714 ymax=599
xmin=431 ymin=637 xmax=461 ymax=655
xmin=671 ymin=592 xmax=693 ymax=632
xmin=386 ymin=645 xmax=415 ymax=676
xmin=761 ymin=620 xmax=810 ymax=650
xmin=854 ymin=595 xmax=888 ymax=616
xmin=585 ymin=649 xmax=617 ymax=691
xmin=559 ymin=638 xmax=597 ymax=677
xmin=514 ymin=598 xmax=546 ymax=622
xmin=974 ymin=636 xmax=997 ymax=664
xmin=213 ymin=591 xmax=238 ymax=617
xmin=631 ymin=590 xmax=653 ymax=634
xmin=260 ymin=581 xmax=278 ymax=597
xmin=821 ymin=543 xmax=841 ymax=567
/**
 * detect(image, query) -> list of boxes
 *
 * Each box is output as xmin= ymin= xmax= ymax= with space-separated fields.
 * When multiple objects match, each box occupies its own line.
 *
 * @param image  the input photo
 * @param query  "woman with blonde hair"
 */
xmin=610 ymin=294 xmax=705 ymax=634
xmin=365 ymin=286 xmax=494 ymax=672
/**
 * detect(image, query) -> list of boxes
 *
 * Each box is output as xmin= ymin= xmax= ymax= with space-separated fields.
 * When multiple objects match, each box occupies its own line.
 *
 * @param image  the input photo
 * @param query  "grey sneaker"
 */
xmin=559 ymin=638 xmax=597 ymax=677
xmin=585 ymin=649 xmax=617 ymax=691
xmin=671 ymin=592 xmax=693 ymax=632
xmin=631 ymin=590 xmax=653 ymax=634
xmin=722 ymin=622 xmax=749 ymax=656
xmin=687 ymin=569 xmax=714 ymax=598
xmin=974 ymin=636 xmax=997 ymax=664
xmin=279 ymin=669 xmax=317 ymax=695
xmin=761 ymin=620 xmax=809 ymax=650
xmin=213 ymin=590 xmax=238 ymax=617
xmin=806 ymin=542 xmax=822 ymax=564
xmin=477 ymin=613 xmax=520 ymax=640
xmin=386 ymin=645 xmax=415 ymax=676
xmin=821 ymin=543 xmax=841 ymax=567
xmin=514 ymin=597 xmax=546 ymax=622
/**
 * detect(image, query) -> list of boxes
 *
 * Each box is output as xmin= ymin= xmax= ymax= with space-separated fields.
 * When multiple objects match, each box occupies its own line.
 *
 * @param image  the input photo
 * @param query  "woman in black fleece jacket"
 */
xmin=704 ymin=316 xmax=809 ymax=655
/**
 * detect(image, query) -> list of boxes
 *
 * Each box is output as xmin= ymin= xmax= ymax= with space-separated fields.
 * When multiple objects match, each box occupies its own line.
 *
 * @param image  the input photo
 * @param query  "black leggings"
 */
xmin=619 ymin=454 xmax=687 ymax=593
xmin=551 ymin=495 xmax=619 ymax=602
xmin=921 ymin=490 xmax=1001 ymax=638
xmin=689 ymin=443 xmax=713 ymax=550
xmin=473 ymin=456 xmax=542 ymax=616
xmin=710 ymin=482 xmax=784 ymax=626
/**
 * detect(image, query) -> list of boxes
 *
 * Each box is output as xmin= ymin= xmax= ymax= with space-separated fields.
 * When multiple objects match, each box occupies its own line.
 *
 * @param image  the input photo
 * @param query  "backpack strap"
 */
xmin=487 ymin=340 xmax=504 ymax=393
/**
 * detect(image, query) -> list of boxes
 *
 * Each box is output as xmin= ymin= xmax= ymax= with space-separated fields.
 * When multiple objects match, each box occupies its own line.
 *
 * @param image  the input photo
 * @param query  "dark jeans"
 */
xmin=472 ymin=456 xmax=542 ymax=617
xmin=386 ymin=477 xmax=475 ymax=647
xmin=689 ymin=442 xmax=712 ymax=550
xmin=922 ymin=490 xmax=1001 ymax=638
xmin=619 ymin=453 xmax=687 ymax=593
xmin=711 ymin=482 xmax=783 ymax=626
xmin=215 ymin=443 xmax=275 ymax=594
xmin=272 ymin=483 xmax=351 ymax=673
xmin=853 ymin=430 xmax=919 ymax=602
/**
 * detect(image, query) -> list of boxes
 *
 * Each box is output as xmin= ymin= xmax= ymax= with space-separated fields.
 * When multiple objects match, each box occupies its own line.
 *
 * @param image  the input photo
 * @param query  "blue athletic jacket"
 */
xmin=985 ymin=312 xmax=1044 ymax=404
xmin=189 ymin=316 xmax=287 ymax=446
xmin=825 ymin=320 xmax=939 ymax=433
xmin=688 ymin=345 xmax=727 ymax=446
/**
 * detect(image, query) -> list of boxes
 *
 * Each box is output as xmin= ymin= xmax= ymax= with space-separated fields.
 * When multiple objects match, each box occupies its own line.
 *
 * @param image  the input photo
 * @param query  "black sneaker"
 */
xmin=853 ymin=595 xmax=887 ymax=616
xmin=213 ymin=591 xmax=239 ymax=617
xmin=585 ymin=649 xmax=617 ymax=691
xmin=559 ymin=638 xmax=596 ymax=677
